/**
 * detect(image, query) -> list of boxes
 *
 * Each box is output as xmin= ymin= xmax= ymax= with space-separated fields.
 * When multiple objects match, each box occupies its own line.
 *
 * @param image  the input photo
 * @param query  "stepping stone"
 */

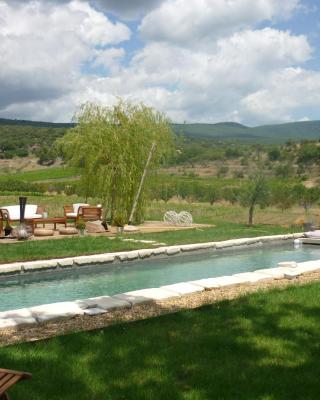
xmin=76 ymin=296 xmax=131 ymax=311
xmin=161 ymin=282 xmax=204 ymax=295
xmin=114 ymin=288 xmax=180 ymax=305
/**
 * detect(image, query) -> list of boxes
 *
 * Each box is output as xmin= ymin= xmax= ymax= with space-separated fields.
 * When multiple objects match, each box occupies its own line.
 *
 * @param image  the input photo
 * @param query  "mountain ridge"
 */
xmin=1 ymin=117 xmax=320 ymax=143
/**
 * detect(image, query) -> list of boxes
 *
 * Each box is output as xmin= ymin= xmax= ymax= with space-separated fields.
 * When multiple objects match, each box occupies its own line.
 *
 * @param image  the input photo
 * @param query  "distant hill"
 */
xmin=172 ymin=121 xmax=320 ymax=143
xmin=1 ymin=117 xmax=320 ymax=145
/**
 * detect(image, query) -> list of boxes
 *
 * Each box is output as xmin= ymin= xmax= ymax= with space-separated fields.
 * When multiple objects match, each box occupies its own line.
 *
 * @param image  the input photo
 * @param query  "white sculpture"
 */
xmin=164 ymin=211 xmax=193 ymax=226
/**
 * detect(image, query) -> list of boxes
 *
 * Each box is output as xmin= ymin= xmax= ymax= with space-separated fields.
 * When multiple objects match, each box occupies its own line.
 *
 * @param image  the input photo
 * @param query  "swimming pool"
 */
xmin=1 ymin=243 xmax=320 ymax=312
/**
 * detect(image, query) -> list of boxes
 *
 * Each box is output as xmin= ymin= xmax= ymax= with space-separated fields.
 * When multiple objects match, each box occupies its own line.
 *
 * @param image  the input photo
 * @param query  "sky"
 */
xmin=1 ymin=0 xmax=320 ymax=126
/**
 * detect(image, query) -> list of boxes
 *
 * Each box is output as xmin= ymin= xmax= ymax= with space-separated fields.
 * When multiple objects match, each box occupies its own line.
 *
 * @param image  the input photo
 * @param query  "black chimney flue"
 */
xmin=19 ymin=196 xmax=27 ymax=224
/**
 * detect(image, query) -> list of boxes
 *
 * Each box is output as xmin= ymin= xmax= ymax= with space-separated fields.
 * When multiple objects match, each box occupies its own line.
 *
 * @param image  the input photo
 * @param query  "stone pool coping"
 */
xmin=1 ymin=267 xmax=320 ymax=347
xmin=0 ymin=232 xmax=315 ymax=338
xmin=0 ymin=233 xmax=304 ymax=278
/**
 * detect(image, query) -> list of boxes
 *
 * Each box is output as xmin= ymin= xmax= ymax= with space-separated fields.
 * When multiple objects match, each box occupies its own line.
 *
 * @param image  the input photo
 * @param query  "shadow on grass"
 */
xmin=1 ymin=282 xmax=320 ymax=400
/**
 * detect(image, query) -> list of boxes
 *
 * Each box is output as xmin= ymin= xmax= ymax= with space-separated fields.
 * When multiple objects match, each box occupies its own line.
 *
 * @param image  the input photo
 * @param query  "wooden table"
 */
xmin=33 ymin=217 xmax=67 ymax=231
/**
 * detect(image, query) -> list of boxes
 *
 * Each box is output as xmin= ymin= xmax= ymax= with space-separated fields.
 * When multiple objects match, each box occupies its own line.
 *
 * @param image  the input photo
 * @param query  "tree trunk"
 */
xmin=248 ymin=204 xmax=254 ymax=226
xmin=129 ymin=142 xmax=156 ymax=225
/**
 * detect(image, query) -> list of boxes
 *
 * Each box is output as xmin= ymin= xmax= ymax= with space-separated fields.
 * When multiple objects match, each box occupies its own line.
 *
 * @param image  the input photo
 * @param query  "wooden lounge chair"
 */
xmin=64 ymin=205 xmax=102 ymax=222
xmin=0 ymin=368 xmax=32 ymax=399
xmin=78 ymin=206 xmax=102 ymax=222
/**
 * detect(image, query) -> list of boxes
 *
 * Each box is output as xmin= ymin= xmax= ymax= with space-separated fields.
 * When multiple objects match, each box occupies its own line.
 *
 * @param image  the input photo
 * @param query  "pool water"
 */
xmin=1 ymin=243 xmax=320 ymax=312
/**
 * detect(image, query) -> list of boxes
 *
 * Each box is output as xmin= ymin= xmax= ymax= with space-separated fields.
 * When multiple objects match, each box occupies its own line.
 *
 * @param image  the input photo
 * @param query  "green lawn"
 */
xmin=0 ymin=222 xmax=292 ymax=263
xmin=1 ymin=281 xmax=320 ymax=399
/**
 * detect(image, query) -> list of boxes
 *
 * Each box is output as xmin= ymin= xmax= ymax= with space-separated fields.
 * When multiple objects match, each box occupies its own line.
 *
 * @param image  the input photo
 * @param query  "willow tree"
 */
xmin=57 ymin=100 xmax=174 ymax=224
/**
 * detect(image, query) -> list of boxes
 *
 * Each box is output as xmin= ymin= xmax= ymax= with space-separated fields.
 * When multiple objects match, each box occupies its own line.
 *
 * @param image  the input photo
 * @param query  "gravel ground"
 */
xmin=1 ymin=271 xmax=320 ymax=347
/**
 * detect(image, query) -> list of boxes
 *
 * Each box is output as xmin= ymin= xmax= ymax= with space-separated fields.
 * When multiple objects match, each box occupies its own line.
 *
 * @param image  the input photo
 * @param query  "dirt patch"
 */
xmin=1 ymin=271 xmax=319 ymax=347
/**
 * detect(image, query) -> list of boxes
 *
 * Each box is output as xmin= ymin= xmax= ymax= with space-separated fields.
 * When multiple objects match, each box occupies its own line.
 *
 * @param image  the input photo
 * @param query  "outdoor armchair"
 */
xmin=0 ymin=368 xmax=32 ymax=399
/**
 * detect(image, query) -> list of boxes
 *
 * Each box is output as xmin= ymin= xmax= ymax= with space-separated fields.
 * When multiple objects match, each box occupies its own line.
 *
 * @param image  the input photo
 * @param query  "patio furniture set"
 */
xmin=0 ymin=202 xmax=104 ymax=238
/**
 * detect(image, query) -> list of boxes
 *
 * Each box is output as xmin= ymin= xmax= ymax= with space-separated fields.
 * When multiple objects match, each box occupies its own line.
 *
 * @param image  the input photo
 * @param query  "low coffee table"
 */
xmin=33 ymin=217 xmax=67 ymax=231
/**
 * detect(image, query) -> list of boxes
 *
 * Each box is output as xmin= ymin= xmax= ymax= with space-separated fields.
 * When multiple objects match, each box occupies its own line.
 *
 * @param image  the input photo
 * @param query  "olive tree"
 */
xmin=239 ymin=172 xmax=270 ymax=226
xmin=57 ymin=100 xmax=174 ymax=224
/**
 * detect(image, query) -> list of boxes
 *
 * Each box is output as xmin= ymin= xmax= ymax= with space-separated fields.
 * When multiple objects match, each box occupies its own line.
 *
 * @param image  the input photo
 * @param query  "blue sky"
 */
xmin=1 ymin=0 xmax=320 ymax=125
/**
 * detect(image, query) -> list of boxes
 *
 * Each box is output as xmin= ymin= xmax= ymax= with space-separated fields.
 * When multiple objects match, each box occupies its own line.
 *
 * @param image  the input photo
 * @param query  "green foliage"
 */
xmin=57 ymin=100 xmax=174 ymax=223
xmin=268 ymin=147 xmax=281 ymax=161
xmin=239 ymin=171 xmax=270 ymax=225
xmin=0 ymin=177 xmax=44 ymax=193
xmin=0 ymin=123 xmax=67 ymax=159
xmin=292 ymin=184 xmax=320 ymax=215
xmin=75 ymin=217 xmax=86 ymax=230
xmin=297 ymin=143 xmax=320 ymax=165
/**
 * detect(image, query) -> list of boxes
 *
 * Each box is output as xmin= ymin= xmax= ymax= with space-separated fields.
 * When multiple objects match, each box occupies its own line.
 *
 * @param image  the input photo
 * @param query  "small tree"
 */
xmin=57 ymin=100 xmax=174 ymax=224
xmin=293 ymin=184 xmax=320 ymax=219
xmin=239 ymin=172 xmax=270 ymax=226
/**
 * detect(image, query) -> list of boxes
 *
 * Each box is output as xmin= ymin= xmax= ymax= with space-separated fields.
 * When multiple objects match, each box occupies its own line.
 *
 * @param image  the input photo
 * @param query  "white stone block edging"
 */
xmin=0 ymin=233 xmax=304 ymax=278
xmin=0 ymin=256 xmax=319 ymax=330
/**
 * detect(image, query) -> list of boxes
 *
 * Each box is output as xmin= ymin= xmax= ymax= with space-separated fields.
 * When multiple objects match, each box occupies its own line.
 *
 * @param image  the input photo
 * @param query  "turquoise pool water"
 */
xmin=1 ymin=243 xmax=320 ymax=312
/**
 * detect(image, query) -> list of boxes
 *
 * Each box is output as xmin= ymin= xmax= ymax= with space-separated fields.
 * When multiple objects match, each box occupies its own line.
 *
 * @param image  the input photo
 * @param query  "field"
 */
xmin=1 ymin=281 xmax=320 ymax=399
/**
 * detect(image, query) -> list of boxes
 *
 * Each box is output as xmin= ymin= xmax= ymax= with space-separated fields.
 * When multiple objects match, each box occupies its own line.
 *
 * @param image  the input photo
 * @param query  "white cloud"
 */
xmin=1 ymin=0 xmax=319 ymax=126
xmin=0 ymin=0 xmax=130 ymax=109
xmin=140 ymin=0 xmax=301 ymax=47
xmin=240 ymin=68 xmax=320 ymax=123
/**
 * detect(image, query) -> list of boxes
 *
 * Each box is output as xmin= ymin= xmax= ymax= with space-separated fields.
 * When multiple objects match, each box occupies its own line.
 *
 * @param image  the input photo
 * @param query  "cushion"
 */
xmin=34 ymin=229 xmax=54 ymax=237
xmin=59 ymin=227 xmax=78 ymax=235
xmin=73 ymin=203 xmax=89 ymax=213
xmin=1 ymin=205 xmax=39 ymax=220
xmin=66 ymin=212 xmax=77 ymax=218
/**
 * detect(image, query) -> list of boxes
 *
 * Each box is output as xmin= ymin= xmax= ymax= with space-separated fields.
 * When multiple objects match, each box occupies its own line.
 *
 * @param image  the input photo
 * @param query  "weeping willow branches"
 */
xmin=57 ymin=100 xmax=174 ymax=223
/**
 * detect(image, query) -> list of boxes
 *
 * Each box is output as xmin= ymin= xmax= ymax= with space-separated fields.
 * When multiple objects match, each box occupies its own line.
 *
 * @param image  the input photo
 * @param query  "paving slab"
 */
xmin=23 ymin=259 xmax=58 ymax=272
xmin=233 ymin=272 xmax=274 ymax=283
xmin=283 ymin=270 xmax=301 ymax=279
xmin=152 ymin=247 xmax=167 ymax=255
xmin=0 ymin=308 xmax=33 ymax=320
xmin=277 ymin=261 xmax=298 ymax=268
xmin=0 ymin=263 xmax=23 ymax=275
xmin=57 ymin=258 xmax=75 ymax=268
xmin=75 ymin=296 xmax=131 ymax=311
xmin=30 ymin=301 xmax=84 ymax=323
xmin=83 ymin=307 xmax=107 ymax=316
xmin=138 ymin=249 xmax=153 ymax=259
xmin=114 ymin=288 xmax=180 ymax=305
xmin=161 ymin=282 xmax=204 ymax=295
xmin=0 ymin=317 xmax=37 ymax=329
xmin=254 ymin=267 xmax=288 ymax=279
xmin=166 ymin=246 xmax=180 ymax=256
xmin=192 ymin=275 xmax=250 ymax=289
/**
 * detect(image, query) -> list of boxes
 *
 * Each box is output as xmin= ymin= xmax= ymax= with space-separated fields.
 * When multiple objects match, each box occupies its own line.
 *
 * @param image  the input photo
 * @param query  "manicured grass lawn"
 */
xmin=0 ymin=222 xmax=292 ymax=263
xmin=1 ymin=282 xmax=320 ymax=399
